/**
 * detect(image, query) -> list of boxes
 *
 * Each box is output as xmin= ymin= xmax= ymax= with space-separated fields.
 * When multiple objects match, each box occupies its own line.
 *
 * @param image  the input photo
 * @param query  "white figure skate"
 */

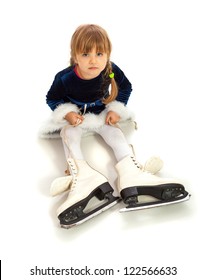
xmin=115 ymin=156 xmax=190 ymax=212
xmin=51 ymin=158 xmax=119 ymax=228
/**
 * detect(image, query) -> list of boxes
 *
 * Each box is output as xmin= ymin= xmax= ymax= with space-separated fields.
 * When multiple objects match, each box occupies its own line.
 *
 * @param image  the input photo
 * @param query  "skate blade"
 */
xmin=120 ymin=193 xmax=191 ymax=213
xmin=61 ymin=200 xmax=119 ymax=229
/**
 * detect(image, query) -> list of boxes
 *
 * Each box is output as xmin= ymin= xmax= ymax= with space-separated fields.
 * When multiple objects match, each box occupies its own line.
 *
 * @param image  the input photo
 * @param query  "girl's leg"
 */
xmin=52 ymin=125 xmax=118 ymax=228
xmin=60 ymin=125 xmax=84 ymax=160
xmin=97 ymin=125 xmax=132 ymax=162
xmin=97 ymin=124 xmax=163 ymax=174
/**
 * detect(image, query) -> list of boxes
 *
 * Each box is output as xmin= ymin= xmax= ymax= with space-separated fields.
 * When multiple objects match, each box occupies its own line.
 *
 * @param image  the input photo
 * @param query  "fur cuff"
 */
xmin=106 ymin=100 xmax=134 ymax=121
xmin=53 ymin=103 xmax=80 ymax=124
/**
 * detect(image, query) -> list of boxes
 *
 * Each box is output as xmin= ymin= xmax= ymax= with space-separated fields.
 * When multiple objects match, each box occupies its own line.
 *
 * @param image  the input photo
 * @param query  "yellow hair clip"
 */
xmin=109 ymin=72 xmax=114 ymax=78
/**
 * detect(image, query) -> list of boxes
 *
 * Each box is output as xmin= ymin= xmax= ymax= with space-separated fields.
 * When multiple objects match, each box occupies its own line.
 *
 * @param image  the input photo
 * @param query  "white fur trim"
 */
xmin=78 ymin=111 xmax=106 ymax=130
xmin=53 ymin=103 xmax=80 ymax=124
xmin=38 ymin=117 xmax=65 ymax=138
xmin=106 ymin=101 xmax=135 ymax=121
xmin=38 ymin=102 xmax=136 ymax=138
xmin=38 ymin=116 xmax=137 ymax=139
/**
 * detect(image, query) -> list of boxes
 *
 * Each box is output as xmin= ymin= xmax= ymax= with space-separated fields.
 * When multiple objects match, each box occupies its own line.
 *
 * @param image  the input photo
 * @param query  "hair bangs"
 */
xmin=78 ymin=31 xmax=110 ymax=54
xmin=71 ymin=24 xmax=112 ymax=61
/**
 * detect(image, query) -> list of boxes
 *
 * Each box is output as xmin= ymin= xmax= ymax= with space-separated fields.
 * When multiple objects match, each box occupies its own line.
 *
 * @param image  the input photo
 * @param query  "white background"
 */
xmin=0 ymin=0 xmax=206 ymax=279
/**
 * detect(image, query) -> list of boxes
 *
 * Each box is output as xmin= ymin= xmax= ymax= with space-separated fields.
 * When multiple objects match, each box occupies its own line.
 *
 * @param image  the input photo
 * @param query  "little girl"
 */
xmin=46 ymin=24 xmax=189 ymax=228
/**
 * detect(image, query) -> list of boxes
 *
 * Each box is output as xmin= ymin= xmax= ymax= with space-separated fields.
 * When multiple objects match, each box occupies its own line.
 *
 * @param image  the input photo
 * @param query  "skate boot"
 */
xmin=50 ymin=156 xmax=164 ymax=196
xmin=115 ymin=155 xmax=190 ymax=212
xmin=51 ymin=158 xmax=119 ymax=228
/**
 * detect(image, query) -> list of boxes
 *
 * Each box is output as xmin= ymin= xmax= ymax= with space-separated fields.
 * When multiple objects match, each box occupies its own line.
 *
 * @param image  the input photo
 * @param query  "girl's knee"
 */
xmin=61 ymin=126 xmax=83 ymax=141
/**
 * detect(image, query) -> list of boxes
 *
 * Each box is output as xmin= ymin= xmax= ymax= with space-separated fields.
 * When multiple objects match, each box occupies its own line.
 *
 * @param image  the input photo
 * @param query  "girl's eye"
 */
xmin=82 ymin=53 xmax=89 ymax=57
xmin=81 ymin=52 xmax=104 ymax=57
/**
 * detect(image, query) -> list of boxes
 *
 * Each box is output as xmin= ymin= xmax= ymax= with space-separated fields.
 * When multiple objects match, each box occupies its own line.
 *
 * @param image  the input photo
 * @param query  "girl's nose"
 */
xmin=89 ymin=55 xmax=97 ymax=64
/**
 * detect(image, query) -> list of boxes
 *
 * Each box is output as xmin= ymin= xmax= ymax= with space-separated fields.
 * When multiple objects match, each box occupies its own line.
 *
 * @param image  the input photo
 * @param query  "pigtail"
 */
xmin=102 ymin=61 xmax=118 ymax=104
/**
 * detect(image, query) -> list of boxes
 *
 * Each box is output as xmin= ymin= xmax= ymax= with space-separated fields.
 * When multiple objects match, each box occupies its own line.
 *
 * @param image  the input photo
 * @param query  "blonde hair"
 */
xmin=70 ymin=24 xmax=118 ymax=104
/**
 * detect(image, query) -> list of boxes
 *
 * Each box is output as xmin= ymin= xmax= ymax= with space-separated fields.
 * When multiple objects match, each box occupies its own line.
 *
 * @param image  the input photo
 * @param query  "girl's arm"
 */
xmin=112 ymin=63 xmax=132 ymax=105
xmin=105 ymin=63 xmax=134 ymax=124
xmin=46 ymin=71 xmax=80 ymax=124
xmin=46 ymin=73 xmax=67 ymax=111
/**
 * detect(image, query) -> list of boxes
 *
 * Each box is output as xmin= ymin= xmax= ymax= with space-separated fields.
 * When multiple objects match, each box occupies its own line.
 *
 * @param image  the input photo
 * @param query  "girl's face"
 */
xmin=74 ymin=48 xmax=108 ymax=80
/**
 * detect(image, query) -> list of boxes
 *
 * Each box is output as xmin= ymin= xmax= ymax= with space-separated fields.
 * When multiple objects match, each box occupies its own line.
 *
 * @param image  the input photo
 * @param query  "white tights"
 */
xmin=61 ymin=124 xmax=132 ymax=162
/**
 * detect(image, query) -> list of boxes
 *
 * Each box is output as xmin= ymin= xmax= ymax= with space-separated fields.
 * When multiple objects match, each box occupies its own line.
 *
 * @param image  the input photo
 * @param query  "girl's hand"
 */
xmin=64 ymin=112 xmax=84 ymax=126
xmin=105 ymin=111 xmax=120 ymax=125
